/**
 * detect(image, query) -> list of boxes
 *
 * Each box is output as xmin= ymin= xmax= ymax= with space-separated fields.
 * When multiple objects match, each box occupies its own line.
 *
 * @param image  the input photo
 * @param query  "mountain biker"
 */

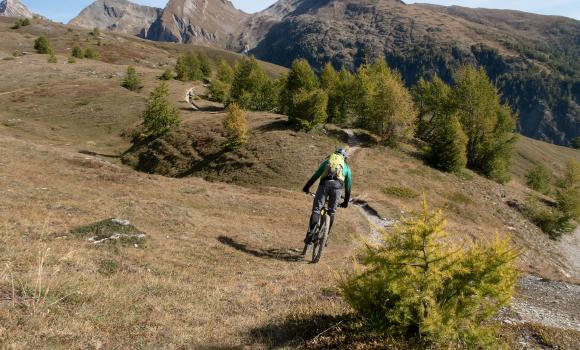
xmin=302 ymin=148 xmax=352 ymax=246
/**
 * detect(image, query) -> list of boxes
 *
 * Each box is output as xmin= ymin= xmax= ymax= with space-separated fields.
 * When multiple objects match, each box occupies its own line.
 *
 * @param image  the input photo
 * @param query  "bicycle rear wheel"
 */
xmin=302 ymin=222 xmax=320 ymax=256
xmin=312 ymin=214 xmax=330 ymax=263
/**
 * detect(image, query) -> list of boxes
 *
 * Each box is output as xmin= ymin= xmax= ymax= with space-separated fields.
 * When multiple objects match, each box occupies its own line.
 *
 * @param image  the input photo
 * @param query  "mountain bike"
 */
xmin=302 ymin=192 xmax=344 ymax=263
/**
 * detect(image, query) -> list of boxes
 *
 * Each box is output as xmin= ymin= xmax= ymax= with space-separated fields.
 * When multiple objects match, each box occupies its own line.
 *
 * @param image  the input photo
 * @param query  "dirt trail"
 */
xmin=185 ymin=87 xmax=200 ymax=110
xmin=343 ymin=129 xmax=580 ymax=332
xmin=344 ymin=129 xmax=395 ymax=242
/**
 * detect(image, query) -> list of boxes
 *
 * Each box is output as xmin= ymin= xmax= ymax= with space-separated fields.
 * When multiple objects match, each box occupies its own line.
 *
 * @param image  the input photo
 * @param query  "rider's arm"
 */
xmin=303 ymin=160 xmax=328 ymax=192
xmin=343 ymin=165 xmax=352 ymax=202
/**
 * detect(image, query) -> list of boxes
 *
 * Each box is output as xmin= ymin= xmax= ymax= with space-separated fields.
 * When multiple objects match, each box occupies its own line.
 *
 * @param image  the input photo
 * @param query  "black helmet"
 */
xmin=335 ymin=148 xmax=349 ymax=159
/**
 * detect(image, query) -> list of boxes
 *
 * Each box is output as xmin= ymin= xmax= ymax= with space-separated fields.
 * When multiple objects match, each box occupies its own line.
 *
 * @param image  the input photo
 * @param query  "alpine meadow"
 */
xmin=0 ymin=0 xmax=579 ymax=349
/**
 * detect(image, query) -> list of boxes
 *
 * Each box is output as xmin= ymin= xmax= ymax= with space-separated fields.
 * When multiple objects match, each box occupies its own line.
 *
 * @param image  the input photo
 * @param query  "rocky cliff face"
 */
xmin=145 ymin=0 xmax=248 ymax=46
xmin=0 ymin=0 xmax=33 ymax=18
xmin=69 ymin=0 xmax=161 ymax=37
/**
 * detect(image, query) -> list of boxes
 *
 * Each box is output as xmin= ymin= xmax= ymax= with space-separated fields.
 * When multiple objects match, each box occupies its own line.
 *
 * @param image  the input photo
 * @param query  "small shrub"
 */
xmin=90 ymin=27 xmax=100 ymax=37
xmin=525 ymin=164 xmax=551 ymax=193
xmin=68 ymin=56 xmax=76 ymax=64
xmin=160 ymin=68 xmax=174 ymax=80
xmin=223 ymin=103 xmax=249 ymax=149
xmin=571 ymin=137 xmax=580 ymax=149
xmin=341 ymin=198 xmax=518 ymax=347
xmin=122 ymin=66 xmax=141 ymax=91
xmin=47 ymin=51 xmax=57 ymax=63
xmin=11 ymin=18 xmax=30 ymax=29
xmin=555 ymin=160 xmax=579 ymax=224
xmin=71 ymin=45 xmax=84 ymax=59
xmin=98 ymin=259 xmax=120 ymax=276
xmin=84 ymin=47 xmax=99 ymax=60
xmin=34 ymin=35 xmax=51 ymax=54
xmin=523 ymin=196 xmax=575 ymax=239
xmin=383 ymin=186 xmax=419 ymax=199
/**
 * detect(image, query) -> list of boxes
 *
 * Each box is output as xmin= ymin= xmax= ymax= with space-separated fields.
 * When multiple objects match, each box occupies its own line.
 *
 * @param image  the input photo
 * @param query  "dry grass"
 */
xmin=0 ymin=134 xmax=368 ymax=348
xmin=513 ymin=136 xmax=580 ymax=183
xmin=347 ymin=143 xmax=579 ymax=282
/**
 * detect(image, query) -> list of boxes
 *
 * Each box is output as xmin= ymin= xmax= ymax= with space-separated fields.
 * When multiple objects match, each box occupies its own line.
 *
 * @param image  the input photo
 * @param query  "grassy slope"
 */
xmin=0 ymin=17 xmax=579 ymax=349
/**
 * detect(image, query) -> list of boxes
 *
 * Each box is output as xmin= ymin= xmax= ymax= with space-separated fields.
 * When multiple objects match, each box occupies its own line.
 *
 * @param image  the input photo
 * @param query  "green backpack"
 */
xmin=323 ymin=153 xmax=346 ymax=183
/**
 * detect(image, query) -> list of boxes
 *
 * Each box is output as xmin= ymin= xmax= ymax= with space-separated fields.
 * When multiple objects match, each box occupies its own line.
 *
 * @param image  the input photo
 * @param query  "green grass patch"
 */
xmin=98 ymin=259 xmax=120 ymax=276
xmin=446 ymin=192 xmax=473 ymax=205
xmin=383 ymin=186 xmax=419 ymax=199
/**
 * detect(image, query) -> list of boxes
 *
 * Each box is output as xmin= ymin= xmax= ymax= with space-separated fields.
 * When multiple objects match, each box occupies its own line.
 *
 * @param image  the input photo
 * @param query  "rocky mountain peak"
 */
xmin=145 ymin=0 xmax=249 ymax=46
xmin=0 ymin=0 xmax=34 ymax=18
xmin=69 ymin=0 xmax=162 ymax=37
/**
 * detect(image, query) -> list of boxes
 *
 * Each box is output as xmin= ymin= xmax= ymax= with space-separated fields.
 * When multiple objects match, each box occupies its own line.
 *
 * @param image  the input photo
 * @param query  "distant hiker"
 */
xmin=302 ymin=148 xmax=352 ymax=246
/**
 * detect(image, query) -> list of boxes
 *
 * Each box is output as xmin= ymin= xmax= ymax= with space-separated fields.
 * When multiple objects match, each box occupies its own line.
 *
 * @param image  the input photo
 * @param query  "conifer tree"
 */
xmin=355 ymin=60 xmax=416 ymax=144
xmin=216 ymin=59 xmax=234 ymax=83
xmin=175 ymin=55 xmax=187 ymax=81
xmin=320 ymin=62 xmax=339 ymax=91
xmin=209 ymin=59 xmax=235 ymax=103
xmin=280 ymin=59 xmax=327 ymax=129
xmin=412 ymin=76 xmax=455 ymax=141
xmin=122 ymin=66 xmax=141 ymax=91
xmin=320 ymin=63 xmax=355 ymax=124
xmin=143 ymin=83 xmax=180 ymax=137
xmin=174 ymin=53 xmax=203 ymax=81
xmin=229 ymin=57 xmax=276 ymax=111
xmin=34 ymin=35 xmax=51 ymax=54
xmin=453 ymin=66 xmax=517 ymax=183
xmin=341 ymin=197 xmax=518 ymax=346
xmin=197 ymin=52 xmax=212 ymax=78
xmin=426 ymin=114 xmax=468 ymax=173
xmin=223 ymin=103 xmax=249 ymax=149
xmin=291 ymin=88 xmax=329 ymax=130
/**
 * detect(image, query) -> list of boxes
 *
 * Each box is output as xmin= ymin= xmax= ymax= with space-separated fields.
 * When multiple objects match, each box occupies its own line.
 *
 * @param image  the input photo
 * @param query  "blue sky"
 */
xmin=22 ymin=0 xmax=580 ymax=23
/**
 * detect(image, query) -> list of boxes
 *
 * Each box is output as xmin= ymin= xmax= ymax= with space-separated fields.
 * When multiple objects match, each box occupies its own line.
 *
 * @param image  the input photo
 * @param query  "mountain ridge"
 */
xmin=0 ymin=0 xmax=33 ymax=18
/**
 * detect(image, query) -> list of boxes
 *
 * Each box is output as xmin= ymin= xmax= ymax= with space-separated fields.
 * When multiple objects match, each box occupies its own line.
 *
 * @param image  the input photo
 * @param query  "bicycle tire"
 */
xmin=312 ymin=214 xmax=330 ymax=263
xmin=302 ymin=222 xmax=321 ymax=257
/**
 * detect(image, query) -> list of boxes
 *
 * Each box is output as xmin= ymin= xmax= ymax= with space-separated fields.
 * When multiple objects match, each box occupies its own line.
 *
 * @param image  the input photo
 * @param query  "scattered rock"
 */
xmin=71 ymin=218 xmax=146 ymax=247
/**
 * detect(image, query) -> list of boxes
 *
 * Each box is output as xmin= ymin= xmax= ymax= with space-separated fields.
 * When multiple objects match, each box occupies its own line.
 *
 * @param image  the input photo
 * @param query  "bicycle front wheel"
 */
xmin=312 ymin=214 xmax=330 ymax=263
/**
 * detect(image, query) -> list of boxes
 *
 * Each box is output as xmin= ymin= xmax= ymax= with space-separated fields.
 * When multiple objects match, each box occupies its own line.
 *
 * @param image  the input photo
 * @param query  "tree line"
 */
xmin=130 ymin=52 xmax=519 ymax=184
xmin=208 ymin=56 xmax=518 ymax=184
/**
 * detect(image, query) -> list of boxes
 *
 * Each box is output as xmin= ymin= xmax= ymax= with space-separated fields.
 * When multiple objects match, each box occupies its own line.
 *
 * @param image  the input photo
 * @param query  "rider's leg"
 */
xmin=325 ymin=182 xmax=343 ymax=244
xmin=304 ymin=184 xmax=325 ymax=244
